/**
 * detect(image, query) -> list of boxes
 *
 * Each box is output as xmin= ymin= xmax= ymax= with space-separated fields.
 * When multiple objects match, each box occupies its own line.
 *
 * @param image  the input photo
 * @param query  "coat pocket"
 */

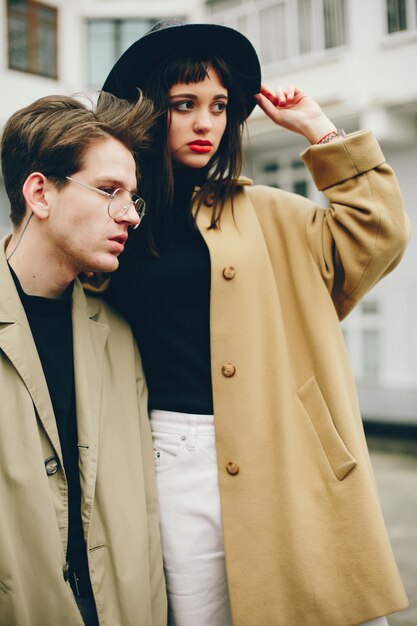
xmin=297 ymin=376 xmax=356 ymax=481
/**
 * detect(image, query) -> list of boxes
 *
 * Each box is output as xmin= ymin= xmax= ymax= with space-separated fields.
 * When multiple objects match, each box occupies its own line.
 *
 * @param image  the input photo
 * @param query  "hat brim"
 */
xmin=102 ymin=23 xmax=261 ymax=119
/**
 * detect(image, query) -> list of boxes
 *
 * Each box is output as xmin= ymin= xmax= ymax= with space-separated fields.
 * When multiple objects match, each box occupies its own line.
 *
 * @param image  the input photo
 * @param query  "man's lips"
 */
xmin=110 ymin=234 xmax=128 ymax=245
xmin=187 ymin=140 xmax=212 ymax=153
xmin=109 ymin=234 xmax=128 ymax=253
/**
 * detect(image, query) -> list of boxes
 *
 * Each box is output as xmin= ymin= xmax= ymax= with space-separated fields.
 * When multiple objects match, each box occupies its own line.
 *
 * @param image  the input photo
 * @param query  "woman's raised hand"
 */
xmin=254 ymin=84 xmax=338 ymax=145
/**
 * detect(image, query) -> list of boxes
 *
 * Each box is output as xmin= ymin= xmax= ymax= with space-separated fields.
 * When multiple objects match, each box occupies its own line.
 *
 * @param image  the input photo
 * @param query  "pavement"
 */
xmin=367 ymin=436 xmax=417 ymax=626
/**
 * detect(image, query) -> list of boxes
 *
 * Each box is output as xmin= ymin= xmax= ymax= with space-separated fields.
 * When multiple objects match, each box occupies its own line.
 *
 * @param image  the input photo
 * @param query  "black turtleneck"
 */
xmin=106 ymin=168 xmax=213 ymax=414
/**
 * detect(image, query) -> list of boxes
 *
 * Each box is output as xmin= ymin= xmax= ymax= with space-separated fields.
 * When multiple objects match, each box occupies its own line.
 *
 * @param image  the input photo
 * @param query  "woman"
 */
xmin=96 ymin=19 xmax=409 ymax=626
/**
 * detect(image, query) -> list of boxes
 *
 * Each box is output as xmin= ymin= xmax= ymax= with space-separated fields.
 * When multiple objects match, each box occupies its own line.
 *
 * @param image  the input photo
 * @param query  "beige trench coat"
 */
xmin=0 ymin=242 xmax=166 ymax=626
xmin=192 ymin=131 xmax=410 ymax=625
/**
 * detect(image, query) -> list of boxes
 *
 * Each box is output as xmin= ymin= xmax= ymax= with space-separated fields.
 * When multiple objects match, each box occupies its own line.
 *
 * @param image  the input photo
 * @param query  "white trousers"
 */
xmin=150 ymin=410 xmax=389 ymax=626
xmin=150 ymin=410 xmax=233 ymax=626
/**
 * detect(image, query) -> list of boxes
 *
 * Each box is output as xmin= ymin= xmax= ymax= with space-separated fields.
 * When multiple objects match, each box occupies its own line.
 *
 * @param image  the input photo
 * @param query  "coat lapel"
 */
xmin=0 ymin=240 xmax=62 ymax=461
xmin=71 ymin=281 xmax=109 ymax=525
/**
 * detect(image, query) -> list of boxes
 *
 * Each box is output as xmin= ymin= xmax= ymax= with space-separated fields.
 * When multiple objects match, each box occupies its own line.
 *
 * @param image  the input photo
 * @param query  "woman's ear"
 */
xmin=22 ymin=172 xmax=51 ymax=219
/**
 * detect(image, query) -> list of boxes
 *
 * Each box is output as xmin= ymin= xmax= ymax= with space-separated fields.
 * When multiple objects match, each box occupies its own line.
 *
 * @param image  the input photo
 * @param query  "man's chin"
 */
xmin=84 ymin=257 xmax=119 ymax=276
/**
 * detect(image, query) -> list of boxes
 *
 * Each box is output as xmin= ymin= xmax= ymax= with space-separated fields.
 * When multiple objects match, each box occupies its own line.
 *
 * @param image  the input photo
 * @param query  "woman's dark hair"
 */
xmin=139 ymin=52 xmax=247 ymax=255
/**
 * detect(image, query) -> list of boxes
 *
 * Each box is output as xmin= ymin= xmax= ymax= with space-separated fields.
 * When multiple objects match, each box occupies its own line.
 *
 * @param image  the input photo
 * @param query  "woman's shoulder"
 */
xmin=236 ymin=178 xmax=312 ymax=213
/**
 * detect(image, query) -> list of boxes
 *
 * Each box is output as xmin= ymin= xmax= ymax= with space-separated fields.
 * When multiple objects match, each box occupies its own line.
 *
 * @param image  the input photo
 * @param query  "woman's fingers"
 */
xmin=285 ymin=84 xmax=296 ymax=100
xmin=259 ymin=84 xmax=301 ymax=108
xmin=260 ymin=84 xmax=279 ymax=105
xmin=254 ymin=92 xmax=280 ymax=117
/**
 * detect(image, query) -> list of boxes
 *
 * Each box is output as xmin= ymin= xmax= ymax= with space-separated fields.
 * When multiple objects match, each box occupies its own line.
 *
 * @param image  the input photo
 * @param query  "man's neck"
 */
xmin=6 ymin=236 xmax=74 ymax=300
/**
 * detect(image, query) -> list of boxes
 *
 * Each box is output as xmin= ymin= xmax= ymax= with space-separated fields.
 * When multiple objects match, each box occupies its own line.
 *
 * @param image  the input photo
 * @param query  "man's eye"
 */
xmin=174 ymin=101 xmax=193 ymax=112
xmin=100 ymin=187 xmax=117 ymax=195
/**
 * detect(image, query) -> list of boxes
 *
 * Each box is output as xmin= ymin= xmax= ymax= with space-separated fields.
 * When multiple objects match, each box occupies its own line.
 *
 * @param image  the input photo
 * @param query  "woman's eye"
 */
xmin=212 ymin=102 xmax=227 ymax=113
xmin=174 ymin=101 xmax=193 ymax=112
xmin=100 ymin=187 xmax=117 ymax=196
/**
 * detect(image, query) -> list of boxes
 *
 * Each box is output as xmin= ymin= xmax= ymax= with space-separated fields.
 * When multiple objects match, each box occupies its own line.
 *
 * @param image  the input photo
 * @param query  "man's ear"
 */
xmin=22 ymin=172 xmax=51 ymax=219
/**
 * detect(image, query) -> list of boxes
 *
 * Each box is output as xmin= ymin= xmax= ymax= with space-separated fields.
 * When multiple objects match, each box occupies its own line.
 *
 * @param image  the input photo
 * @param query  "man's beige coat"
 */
xmin=0 ymin=245 xmax=167 ymax=626
xmin=193 ymin=131 xmax=410 ymax=625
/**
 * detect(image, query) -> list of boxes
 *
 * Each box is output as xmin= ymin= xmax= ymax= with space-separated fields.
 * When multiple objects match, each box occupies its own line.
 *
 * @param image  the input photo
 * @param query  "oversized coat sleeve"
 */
xmin=134 ymin=344 xmax=167 ymax=624
xmin=298 ymin=129 xmax=411 ymax=319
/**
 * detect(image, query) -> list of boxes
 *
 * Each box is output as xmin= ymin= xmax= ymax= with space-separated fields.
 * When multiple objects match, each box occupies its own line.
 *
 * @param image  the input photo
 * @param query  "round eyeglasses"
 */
xmin=65 ymin=176 xmax=145 ymax=230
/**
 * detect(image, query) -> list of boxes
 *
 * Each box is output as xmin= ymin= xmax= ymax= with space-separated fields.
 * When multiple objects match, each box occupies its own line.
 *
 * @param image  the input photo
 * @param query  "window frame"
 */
xmin=385 ymin=0 xmax=417 ymax=34
xmin=86 ymin=16 xmax=160 ymax=89
xmin=7 ymin=0 xmax=58 ymax=79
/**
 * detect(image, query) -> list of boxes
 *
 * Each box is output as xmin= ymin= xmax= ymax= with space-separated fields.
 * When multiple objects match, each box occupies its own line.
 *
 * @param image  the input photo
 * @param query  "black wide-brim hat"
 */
xmin=102 ymin=20 xmax=261 ymax=120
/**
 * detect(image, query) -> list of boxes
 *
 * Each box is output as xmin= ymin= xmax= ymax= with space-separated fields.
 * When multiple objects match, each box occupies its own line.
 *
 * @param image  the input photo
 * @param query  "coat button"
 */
xmin=63 ymin=562 xmax=70 ymax=581
xmin=222 ymin=266 xmax=236 ymax=280
xmin=226 ymin=461 xmax=240 ymax=475
xmin=222 ymin=363 xmax=236 ymax=377
xmin=45 ymin=456 xmax=59 ymax=476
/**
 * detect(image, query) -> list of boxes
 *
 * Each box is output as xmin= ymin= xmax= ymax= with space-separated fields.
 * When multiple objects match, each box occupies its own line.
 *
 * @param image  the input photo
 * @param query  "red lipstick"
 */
xmin=188 ymin=140 xmax=212 ymax=154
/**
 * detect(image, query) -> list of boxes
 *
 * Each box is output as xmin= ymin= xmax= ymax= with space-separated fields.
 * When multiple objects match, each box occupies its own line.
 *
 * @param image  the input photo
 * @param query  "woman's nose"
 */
xmin=193 ymin=112 xmax=213 ymax=133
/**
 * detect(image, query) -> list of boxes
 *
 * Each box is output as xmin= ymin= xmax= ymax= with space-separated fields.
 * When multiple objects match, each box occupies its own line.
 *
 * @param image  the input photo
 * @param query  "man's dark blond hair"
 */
xmin=1 ymin=91 xmax=154 ymax=227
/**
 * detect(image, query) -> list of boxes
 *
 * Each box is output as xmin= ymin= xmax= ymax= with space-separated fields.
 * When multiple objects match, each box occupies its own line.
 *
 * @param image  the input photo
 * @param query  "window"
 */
xmin=207 ymin=0 xmax=242 ymax=10
xmin=361 ymin=300 xmax=379 ymax=315
xmin=297 ymin=0 xmax=346 ymax=55
xmin=323 ymin=0 xmax=346 ymax=47
xmin=386 ymin=0 xmax=417 ymax=33
xmin=341 ymin=296 xmax=383 ymax=383
xmin=254 ymin=156 xmax=307 ymax=193
xmin=259 ymin=3 xmax=287 ymax=63
xmin=262 ymin=161 xmax=280 ymax=173
xmin=362 ymin=329 xmax=380 ymax=379
xmin=7 ymin=0 xmax=58 ymax=78
xmin=87 ymin=18 xmax=160 ymax=88
xmin=208 ymin=0 xmax=347 ymax=64
xmin=293 ymin=180 xmax=308 ymax=197
xmin=298 ymin=0 xmax=313 ymax=54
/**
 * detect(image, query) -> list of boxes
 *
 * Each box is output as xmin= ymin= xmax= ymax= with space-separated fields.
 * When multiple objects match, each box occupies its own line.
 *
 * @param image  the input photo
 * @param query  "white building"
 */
xmin=207 ymin=0 xmax=417 ymax=423
xmin=1 ymin=0 xmax=416 ymax=421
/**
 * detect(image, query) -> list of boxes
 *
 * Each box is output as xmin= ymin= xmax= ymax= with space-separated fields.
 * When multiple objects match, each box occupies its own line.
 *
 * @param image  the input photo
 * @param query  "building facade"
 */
xmin=1 ymin=0 xmax=416 ymax=420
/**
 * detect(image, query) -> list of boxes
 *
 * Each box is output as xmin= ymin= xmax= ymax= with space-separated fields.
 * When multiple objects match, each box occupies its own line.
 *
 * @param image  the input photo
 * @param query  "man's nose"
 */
xmin=117 ymin=202 xmax=141 ymax=229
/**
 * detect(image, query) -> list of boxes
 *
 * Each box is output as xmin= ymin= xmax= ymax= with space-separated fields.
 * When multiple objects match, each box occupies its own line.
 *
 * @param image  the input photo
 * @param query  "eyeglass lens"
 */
xmin=108 ymin=189 xmax=145 ymax=220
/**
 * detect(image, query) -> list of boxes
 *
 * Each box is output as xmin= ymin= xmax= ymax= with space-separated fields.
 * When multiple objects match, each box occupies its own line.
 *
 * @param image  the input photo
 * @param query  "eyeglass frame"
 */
xmin=65 ymin=176 xmax=145 ymax=230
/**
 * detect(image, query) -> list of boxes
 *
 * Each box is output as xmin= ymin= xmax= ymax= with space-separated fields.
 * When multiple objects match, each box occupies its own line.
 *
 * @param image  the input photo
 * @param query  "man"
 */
xmin=0 ymin=94 xmax=166 ymax=625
